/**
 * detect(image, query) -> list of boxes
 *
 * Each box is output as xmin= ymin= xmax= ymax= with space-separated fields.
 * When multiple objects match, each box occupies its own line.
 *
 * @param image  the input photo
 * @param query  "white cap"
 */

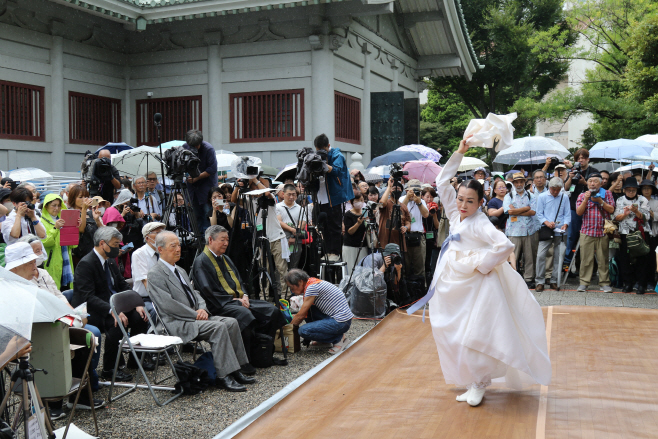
xmin=142 ymin=222 xmax=166 ymax=238
xmin=5 ymin=242 xmax=38 ymax=271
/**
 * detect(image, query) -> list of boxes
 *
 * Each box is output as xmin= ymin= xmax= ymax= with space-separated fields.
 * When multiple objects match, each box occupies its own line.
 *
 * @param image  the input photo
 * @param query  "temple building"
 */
xmin=0 ymin=0 xmax=479 ymax=171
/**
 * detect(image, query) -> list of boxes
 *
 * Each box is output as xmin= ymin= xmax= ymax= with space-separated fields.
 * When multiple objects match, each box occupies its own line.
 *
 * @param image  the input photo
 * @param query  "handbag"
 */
xmin=274 ymin=324 xmax=301 ymax=353
xmin=538 ymin=193 xmax=564 ymax=241
xmin=626 ymin=230 xmax=650 ymax=258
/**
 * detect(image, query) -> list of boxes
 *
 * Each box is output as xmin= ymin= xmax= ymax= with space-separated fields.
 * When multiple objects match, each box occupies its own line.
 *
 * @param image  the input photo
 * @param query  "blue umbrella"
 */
xmin=589 ymin=139 xmax=655 ymax=160
xmin=96 ymin=142 xmax=133 ymax=154
xmin=367 ymin=151 xmax=428 ymax=168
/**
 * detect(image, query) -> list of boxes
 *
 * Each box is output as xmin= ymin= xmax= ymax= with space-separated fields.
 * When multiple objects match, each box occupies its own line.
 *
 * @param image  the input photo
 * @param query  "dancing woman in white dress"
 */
xmin=408 ymin=138 xmax=551 ymax=407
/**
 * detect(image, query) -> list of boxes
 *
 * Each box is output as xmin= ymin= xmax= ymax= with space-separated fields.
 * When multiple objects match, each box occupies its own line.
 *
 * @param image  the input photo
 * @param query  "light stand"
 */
xmin=154 ymin=112 xmax=167 ymax=212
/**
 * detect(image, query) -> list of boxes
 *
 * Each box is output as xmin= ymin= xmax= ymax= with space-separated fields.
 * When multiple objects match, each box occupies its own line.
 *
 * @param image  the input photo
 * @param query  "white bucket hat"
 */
xmin=5 ymin=242 xmax=38 ymax=271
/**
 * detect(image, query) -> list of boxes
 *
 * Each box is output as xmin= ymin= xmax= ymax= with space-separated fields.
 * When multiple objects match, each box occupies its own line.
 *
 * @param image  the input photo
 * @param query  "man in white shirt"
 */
xmin=399 ymin=179 xmax=429 ymax=280
xmin=146 ymin=172 xmax=164 ymax=218
xmin=276 ymin=184 xmax=307 ymax=269
xmin=131 ymin=222 xmax=166 ymax=320
xmin=134 ymin=176 xmax=162 ymax=222
xmin=232 ymin=176 xmax=289 ymax=298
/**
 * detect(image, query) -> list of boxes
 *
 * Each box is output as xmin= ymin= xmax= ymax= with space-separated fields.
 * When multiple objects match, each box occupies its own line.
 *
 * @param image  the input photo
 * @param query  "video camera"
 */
xmin=163 ymin=147 xmax=201 ymax=180
xmin=81 ymin=151 xmax=115 ymax=197
xmin=571 ymin=162 xmax=582 ymax=183
xmin=389 ymin=163 xmax=408 ymax=182
xmin=295 ymin=147 xmax=328 ymax=186
xmin=360 ymin=200 xmax=378 ymax=222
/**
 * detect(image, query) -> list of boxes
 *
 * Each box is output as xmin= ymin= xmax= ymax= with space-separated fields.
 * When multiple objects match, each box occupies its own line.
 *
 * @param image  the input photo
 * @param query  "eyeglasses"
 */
xmin=147 ymin=178 xmax=158 ymax=182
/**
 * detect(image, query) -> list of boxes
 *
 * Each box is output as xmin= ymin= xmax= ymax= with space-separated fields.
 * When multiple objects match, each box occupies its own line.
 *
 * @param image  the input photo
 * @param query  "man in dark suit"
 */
xmin=71 ymin=226 xmax=152 ymax=382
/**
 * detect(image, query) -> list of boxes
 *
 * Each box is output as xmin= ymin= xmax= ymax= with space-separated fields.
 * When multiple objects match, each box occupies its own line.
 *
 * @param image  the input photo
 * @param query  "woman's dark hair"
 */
xmin=120 ymin=178 xmax=134 ymax=193
xmin=10 ymin=187 xmax=33 ymax=204
xmin=421 ymin=187 xmax=437 ymax=198
xmin=67 ymin=184 xmax=89 ymax=208
xmin=606 ymin=171 xmax=621 ymax=190
xmin=367 ymin=186 xmax=380 ymax=197
xmin=208 ymin=186 xmax=223 ymax=203
xmin=457 ymin=179 xmax=484 ymax=201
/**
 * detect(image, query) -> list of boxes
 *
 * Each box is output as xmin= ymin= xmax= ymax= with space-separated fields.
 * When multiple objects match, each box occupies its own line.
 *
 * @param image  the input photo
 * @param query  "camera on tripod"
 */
xmin=163 ymin=147 xmax=201 ymax=180
xmin=295 ymin=147 xmax=328 ymax=185
xmin=81 ymin=151 xmax=114 ymax=197
xmin=389 ymin=163 xmax=408 ymax=182
xmin=256 ymin=194 xmax=275 ymax=210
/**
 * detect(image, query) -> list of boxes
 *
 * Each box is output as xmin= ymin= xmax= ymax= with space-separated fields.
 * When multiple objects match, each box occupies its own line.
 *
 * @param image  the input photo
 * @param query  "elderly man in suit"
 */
xmin=147 ymin=231 xmax=255 ymax=392
xmin=71 ymin=226 xmax=152 ymax=383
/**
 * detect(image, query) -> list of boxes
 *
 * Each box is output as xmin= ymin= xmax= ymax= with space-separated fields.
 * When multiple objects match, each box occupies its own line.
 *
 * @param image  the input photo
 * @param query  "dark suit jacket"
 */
xmin=70 ymin=249 xmax=131 ymax=332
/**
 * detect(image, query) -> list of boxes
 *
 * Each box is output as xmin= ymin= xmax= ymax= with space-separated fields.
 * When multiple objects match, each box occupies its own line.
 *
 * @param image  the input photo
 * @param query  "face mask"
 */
xmin=35 ymin=254 xmax=47 ymax=266
xmin=104 ymin=243 xmax=120 ymax=259
xmin=98 ymin=207 xmax=106 ymax=215
xmin=62 ymin=194 xmax=68 ymax=204
xmin=3 ymin=202 xmax=13 ymax=212
xmin=353 ymin=201 xmax=364 ymax=209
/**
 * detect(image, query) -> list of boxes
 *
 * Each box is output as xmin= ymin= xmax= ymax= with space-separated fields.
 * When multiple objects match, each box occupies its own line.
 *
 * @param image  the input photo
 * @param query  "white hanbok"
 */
xmin=425 ymin=152 xmax=551 ymax=388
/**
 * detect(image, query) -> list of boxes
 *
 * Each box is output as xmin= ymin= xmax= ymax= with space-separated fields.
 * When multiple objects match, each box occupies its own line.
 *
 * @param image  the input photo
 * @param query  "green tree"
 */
xmin=425 ymin=0 xmax=576 ymax=160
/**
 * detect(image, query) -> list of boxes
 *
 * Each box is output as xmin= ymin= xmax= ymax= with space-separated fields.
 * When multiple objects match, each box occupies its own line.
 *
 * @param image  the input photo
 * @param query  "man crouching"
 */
xmin=147 ymin=231 xmax=255 ymax=392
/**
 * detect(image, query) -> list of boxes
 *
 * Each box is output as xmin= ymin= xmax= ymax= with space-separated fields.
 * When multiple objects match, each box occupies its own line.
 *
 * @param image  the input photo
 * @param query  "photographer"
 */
xmin=146 ymin=171 xmax=164 ymax=219
xmin=133 ymin=176 xmax=159 ymax=223
xmin=183 ymin=129 xmax=218 ymax=234
xmin=613 ymin=178 xmax=650 ymax=294
xmin=565 ymin=149 xmax=598 ymax=265
xmin=421 ymin=188 xmax=441 ymax=280
xmin=107 ymin=189 xmax=145 ymax=256
xmin=232 ymin=176 xmax=288 ymax=299
xmin=276 ymin=184 xmax=306 ymax=269
xmin=314 ymin=134 xmax=355 ymax=260
xmin=399 ymin=179 xmax=429 ymax=280
xmin=342 ymin=191 xmax=369 ymax=275
xmin=378 ymin=177 xmax=411 ymax=250
xmin=2 ymin=187 xmax=46 ymax=245
xmin=209 ymin=187 xmax=234 ymax=233
xmin=359 ymin=243 xmax=408 ymax=305
xmin=96 ymin=149 xmax=122 ymax=203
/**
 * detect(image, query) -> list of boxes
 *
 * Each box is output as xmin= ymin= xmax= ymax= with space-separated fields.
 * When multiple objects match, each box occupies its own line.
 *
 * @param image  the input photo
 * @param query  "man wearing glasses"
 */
xmin=145 ymin=171 xmax=164 ymax=221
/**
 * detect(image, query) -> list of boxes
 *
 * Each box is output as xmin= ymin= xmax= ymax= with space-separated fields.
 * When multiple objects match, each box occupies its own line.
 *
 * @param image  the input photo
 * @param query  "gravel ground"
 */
xmin=39 ymin=318 xmax=378 ymax=439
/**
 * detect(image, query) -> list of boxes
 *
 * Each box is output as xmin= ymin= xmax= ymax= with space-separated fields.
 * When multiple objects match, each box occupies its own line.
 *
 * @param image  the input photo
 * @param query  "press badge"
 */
xmin=426 ymin=231 xmax=434 ymax=239
xmin=256 ymin=224 xmax=263 ymax=231
xmin=511 ymin=216 xmax=518 ymax=222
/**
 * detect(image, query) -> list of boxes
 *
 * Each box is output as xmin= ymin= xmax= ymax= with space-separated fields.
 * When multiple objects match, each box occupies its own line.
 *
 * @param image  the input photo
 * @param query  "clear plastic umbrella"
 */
xmin=216 ymin=150 xmax=238 ymax=171
xmin=112 ymin=145 xmax=176 ymax=177
xmin=458 ymin=157 xmax=488 ymax=172
xmin=396 ymin=145 xmax=443 ymax=162
xmin=493 ymin=136 xmax=571 ymax=166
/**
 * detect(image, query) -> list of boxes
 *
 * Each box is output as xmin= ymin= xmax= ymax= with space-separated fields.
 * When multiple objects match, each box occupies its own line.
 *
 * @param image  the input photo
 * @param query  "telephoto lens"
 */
xmin=25 ymin=202 xmax=35 ymax=210
xmin=392 ymin=254 xmax=402 ymax=265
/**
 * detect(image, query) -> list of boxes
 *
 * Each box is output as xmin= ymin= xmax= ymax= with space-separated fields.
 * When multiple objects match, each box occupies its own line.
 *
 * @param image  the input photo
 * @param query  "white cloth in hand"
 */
xmin=463 ymin=113 xmax=517 ymax=151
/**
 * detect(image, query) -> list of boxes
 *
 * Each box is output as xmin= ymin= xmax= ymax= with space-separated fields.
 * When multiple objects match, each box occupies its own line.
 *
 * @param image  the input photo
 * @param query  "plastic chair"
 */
xmin=107 ymin=291 xmax=183 ymax=407
xmin=41 ymin=327 xmax=99 ymax=439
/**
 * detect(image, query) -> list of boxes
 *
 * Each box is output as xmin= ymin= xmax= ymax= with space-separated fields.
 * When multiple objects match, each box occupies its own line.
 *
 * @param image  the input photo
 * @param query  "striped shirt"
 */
xmin=305 ymin=280 xmax=354 ymax=322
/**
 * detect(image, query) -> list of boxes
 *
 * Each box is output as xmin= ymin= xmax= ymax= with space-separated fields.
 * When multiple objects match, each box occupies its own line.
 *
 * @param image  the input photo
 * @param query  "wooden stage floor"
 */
xmin=234 ymin=306 xmax=658 ymax=439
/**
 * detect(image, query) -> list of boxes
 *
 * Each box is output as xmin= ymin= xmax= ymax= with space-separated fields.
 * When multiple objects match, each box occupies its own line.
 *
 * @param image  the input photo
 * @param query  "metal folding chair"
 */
xmin=149 ymin=299 xmax=207 ymax=363
xmin=107 ymin=290 xmax=183 ymax=407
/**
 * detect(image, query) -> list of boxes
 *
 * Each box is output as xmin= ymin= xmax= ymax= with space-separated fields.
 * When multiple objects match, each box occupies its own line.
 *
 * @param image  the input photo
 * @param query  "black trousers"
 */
xmin=618 ymin=234 xmax=649 ymax=288
xmin=102 ymin=310 xmax=149 ymax=371
xmin=319 ymin=203 xmax=343 ymax=255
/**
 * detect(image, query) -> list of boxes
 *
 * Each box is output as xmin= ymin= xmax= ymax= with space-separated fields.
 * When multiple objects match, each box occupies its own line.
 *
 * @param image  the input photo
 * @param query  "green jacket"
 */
xmin=41 ymin=193 xmax=76 ymax=289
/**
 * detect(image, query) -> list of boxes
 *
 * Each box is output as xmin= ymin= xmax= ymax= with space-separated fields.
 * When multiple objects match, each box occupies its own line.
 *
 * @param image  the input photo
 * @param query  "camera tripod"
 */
xmin=0 ymin=359 xmax=53 ymax=439
xmin=301 ymin=178 xmax=333 ymax=279
xmin=244 ymin=192 xmax=279 ymax=302
xmin=162 ymin=176 xmax=204 ymax=270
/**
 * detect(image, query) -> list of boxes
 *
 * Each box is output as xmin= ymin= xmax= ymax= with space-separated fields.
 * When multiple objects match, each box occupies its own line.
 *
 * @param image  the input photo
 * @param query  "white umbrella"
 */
xmin=493 ymin=136 xmax=570 ymax=166
xmin=112 ymin=145 xmax=171 ymax=177
xmin=7 ymin=168 xmax=52 ymax=181
xmin=365 ymin=166 xmax=390 ymax=177
xmin=636 ymin=134 xmax=658 ymax=146
xmin=458 ymin=157 xmax=488 ymax=172
xmin=216 ymin=150 xmax=238 ymax=171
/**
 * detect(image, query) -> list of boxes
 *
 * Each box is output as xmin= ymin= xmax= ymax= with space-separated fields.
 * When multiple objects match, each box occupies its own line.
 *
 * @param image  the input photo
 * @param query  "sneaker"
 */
xmin=577 ymin=285 xmax=587 ymax=292
xmin=326 ymin=254 xmax=341 ymax=262
xmin=602 ymin=285 xmax=613 ymax=293
xmin=50 ymin=407 xmax=66 ymax=421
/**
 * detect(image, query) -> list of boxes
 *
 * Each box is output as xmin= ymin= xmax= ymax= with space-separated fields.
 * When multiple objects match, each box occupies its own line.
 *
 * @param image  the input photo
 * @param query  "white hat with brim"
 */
xmin=5 ymin=242 xmax=38 ymax=271
xmin=112 ymin=189 xmax=134 ymax=207
xmin=142 ymin=222 xmax=166 ymax=238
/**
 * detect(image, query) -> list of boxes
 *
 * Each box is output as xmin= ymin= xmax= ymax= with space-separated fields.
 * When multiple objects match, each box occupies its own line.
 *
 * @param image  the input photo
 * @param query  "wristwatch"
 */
xmin=32 ymin=220 xmax=39 ymax=226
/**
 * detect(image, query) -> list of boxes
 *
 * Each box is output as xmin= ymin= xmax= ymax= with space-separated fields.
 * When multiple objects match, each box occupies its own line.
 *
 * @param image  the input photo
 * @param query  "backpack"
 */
xmin=192 ymin=352 xmax=217 ymax=385
xmin=250 ymin=333 xmax=274 ymax=368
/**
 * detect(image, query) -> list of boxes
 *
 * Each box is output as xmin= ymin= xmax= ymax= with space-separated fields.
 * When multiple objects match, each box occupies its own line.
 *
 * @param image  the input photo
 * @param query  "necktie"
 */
xmin=155 ymin=252 xmax=159 ymax=261
xmin=105 ymin=262 xmax=118 ymax=295
xmin=173 ymin=268 xmax=196 ymax=309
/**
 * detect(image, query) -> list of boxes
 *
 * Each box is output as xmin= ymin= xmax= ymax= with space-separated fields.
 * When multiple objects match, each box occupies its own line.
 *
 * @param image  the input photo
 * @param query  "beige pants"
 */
xmin=404 ymin=235 xmax=426 ymax=280
xmin=579 ymin=233 xmax=610 ymax=286
xmin=270 ymin=239 xmax=290 ymax=297
xmin=510 ymin=234 xmax=537 ymax=282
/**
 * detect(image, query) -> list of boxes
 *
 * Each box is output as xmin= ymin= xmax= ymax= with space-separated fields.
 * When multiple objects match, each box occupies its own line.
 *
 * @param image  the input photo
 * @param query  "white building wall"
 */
xmin=0 ymin=18 xmax=419 ymax=172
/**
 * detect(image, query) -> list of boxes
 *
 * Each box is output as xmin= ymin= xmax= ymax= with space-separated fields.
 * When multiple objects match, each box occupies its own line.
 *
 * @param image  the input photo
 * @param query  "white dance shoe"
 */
xmin=467 ymin=387 xmax=486 ymax=406
xmin=456 ymin=388 xmax=471 ymax=402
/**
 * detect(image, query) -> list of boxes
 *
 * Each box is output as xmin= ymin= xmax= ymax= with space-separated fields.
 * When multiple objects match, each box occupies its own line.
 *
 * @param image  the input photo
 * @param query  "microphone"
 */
xmin=154 ymin=113 xmax=162 ymax=124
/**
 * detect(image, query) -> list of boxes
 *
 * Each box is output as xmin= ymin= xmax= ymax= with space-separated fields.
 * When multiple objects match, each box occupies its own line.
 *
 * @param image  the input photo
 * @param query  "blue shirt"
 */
xmin=305 ymin=281 xmax=354 ymax=322
xmin=183 ymin=141 xmax=218 ymax=204
xmin=535 ymin=191 xmax=571 ymax=235
xmin=503 ymin=190 xmax=537 ymax=237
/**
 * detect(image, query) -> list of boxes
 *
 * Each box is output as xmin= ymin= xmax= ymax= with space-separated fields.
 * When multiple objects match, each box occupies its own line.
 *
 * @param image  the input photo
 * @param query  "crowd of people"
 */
xmin=3 ymin=130 xmax=658 ymax=424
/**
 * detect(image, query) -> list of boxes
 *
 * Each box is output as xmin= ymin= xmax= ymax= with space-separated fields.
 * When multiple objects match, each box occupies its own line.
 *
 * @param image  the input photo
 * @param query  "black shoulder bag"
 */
xmin=538 ymin=193 xmax=564 ymax=241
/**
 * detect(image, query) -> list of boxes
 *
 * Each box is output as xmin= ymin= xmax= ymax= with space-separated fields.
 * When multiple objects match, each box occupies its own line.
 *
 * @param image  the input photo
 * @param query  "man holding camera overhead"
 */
xmin=313 ymin=134 xmax=355 ymax=261
xmin=565 ymin=149 xmax=598 ymax=265
xmin=183 ymin=129 xmax=218 ymax=234
xmin=399 ymin=179 xmax=429 ymax=280
xmin=1 ymin=187 xmax=46 ymax=245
